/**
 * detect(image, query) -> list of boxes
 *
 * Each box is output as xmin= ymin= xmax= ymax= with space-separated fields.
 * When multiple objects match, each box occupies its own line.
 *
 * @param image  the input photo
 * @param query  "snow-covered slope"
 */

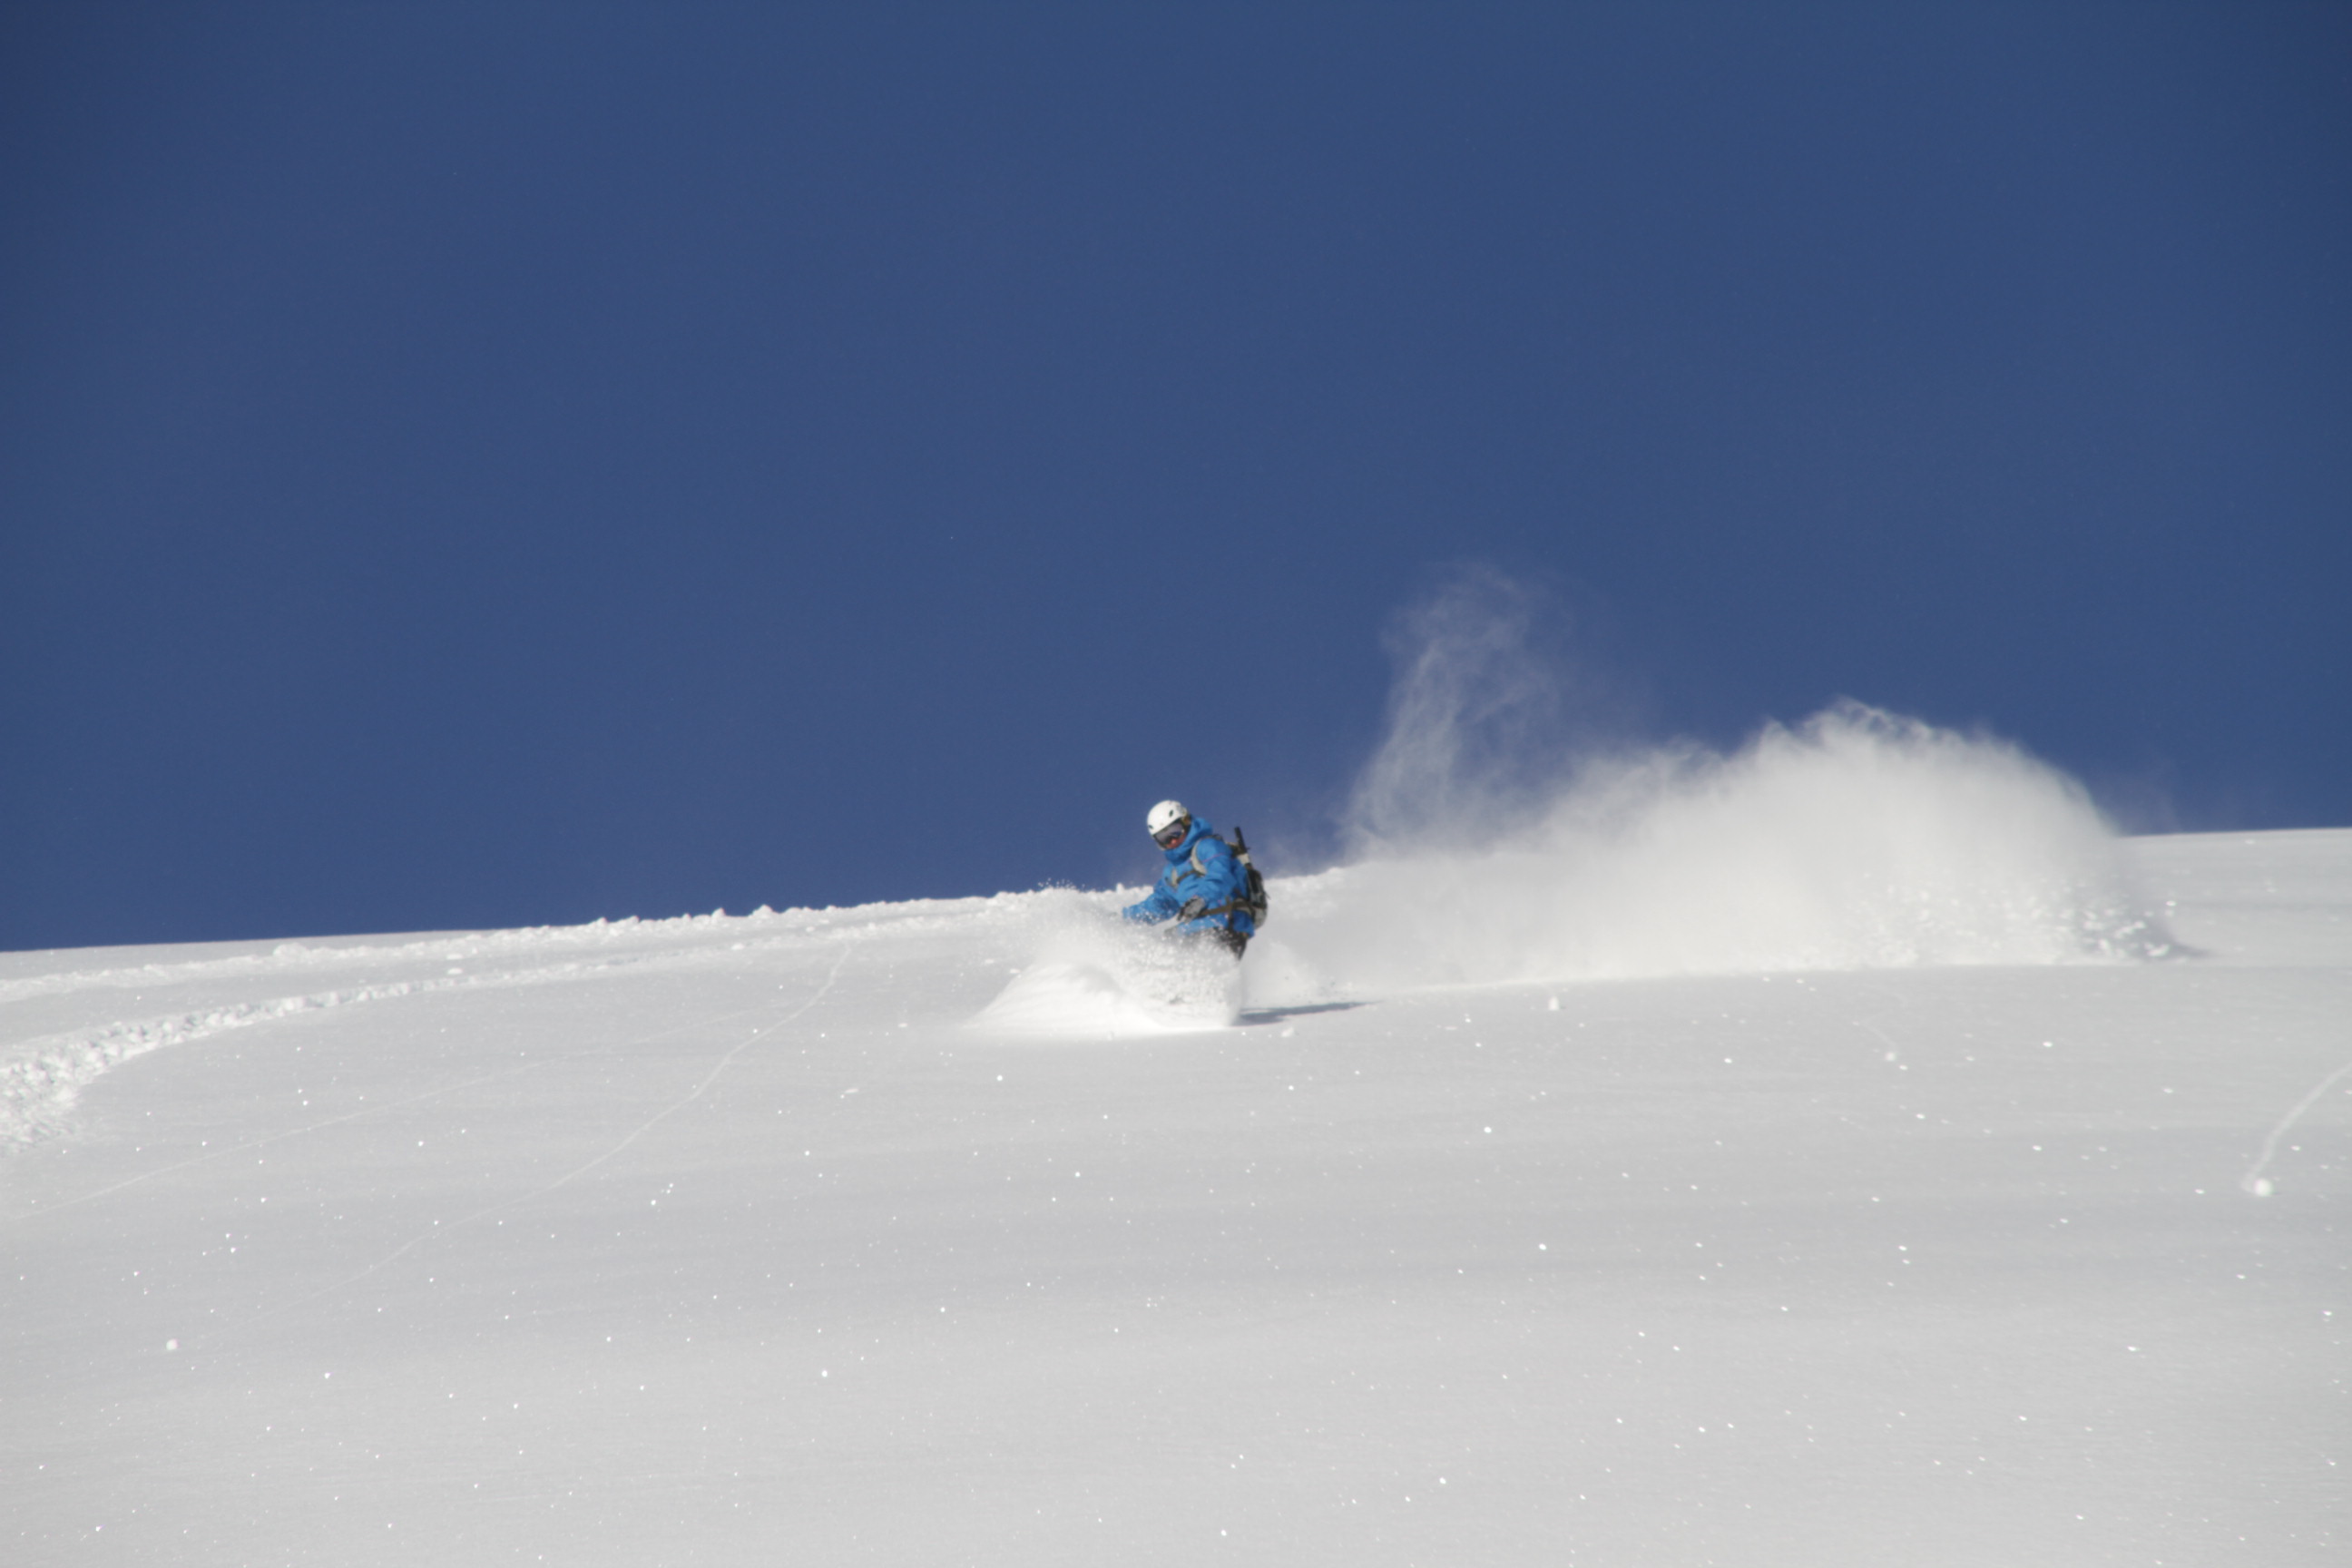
xmin=5 ymin=830 xmax=2347 ymax=1564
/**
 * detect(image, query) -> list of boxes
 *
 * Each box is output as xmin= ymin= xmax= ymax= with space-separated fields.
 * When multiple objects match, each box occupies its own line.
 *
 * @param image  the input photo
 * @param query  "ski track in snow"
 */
xmin=1 ymin=959 xmax=645 ymax=1151
xmin=527 ymin=938 xmax=861 ymax=1195
xmin=0 ymin=903 xmax=908 ymax=1007
xmin=235 ymin=937 xmax=866 ymax=1337
xmin=2240 ymin=1051 xmax=2352 ymax=1197
xmin=2 ymin=977 xmax=470 ymax=1151
xmin=0 ymin=904 xmax=993 ymax=1151
xmin=0 ymin=1056 xmax=553 ymax=1227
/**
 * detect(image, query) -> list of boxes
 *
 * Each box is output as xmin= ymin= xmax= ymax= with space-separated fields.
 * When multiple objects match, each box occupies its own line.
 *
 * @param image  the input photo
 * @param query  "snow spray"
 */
xmin=972 ymin=890 xmax=1240 ymax=1036
xmin=1249 ymin=571 xmax=2173 ymax=998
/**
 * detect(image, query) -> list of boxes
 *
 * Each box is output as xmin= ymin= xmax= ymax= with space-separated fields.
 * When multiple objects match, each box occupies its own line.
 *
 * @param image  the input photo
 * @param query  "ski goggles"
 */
xmin=1153 ymin=818 xmax=1191 ymax=849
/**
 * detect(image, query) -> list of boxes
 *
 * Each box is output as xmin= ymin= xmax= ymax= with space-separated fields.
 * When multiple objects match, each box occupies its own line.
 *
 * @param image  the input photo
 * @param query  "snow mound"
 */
xmin=973 ymin=960 xmax=1183 ymax=1036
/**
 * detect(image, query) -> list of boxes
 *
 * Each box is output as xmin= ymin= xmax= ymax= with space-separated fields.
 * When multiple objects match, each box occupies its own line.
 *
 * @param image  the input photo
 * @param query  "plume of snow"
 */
xmin=1345 ymin=565 xmax=1583 ymax=850
xmin=1249 ymin=572 xmax=2172 ymax=998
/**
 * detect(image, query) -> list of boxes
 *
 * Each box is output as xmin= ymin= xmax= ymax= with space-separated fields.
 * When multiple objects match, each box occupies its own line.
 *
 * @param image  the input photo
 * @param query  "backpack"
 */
xmin=1221 ymin=826 xmax=1270 ymax=930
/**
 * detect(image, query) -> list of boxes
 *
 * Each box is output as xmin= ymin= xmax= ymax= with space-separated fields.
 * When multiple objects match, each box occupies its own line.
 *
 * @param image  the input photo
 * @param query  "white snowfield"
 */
xmin=5 ymin=824 xmax=2347 ymax=1561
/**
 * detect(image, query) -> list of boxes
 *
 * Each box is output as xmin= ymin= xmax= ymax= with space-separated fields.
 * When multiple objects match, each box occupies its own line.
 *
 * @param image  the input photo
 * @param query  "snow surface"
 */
xmin=5 ymin=824 xmax=2347 ymax=1563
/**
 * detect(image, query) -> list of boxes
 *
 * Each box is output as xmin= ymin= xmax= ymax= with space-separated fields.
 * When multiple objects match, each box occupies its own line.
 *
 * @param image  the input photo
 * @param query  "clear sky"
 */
xmin=4 ymin=2 xmax=2347 ymax=952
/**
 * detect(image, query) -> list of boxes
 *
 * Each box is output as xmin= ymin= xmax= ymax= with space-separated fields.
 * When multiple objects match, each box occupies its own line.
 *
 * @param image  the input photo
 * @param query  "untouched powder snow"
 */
xmin=5 ymin=820 xmax=2347 ymax=1562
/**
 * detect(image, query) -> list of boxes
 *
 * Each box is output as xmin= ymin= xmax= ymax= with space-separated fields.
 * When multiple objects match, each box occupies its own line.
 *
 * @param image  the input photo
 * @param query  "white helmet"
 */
xmin=1146 ymin=799 xmax=1191 ymax=846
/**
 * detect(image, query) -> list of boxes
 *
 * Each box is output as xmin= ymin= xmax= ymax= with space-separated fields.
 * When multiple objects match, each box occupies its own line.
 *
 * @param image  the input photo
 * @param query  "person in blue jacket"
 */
xmin=1122 ymin=799 xmax=1256 ymax=957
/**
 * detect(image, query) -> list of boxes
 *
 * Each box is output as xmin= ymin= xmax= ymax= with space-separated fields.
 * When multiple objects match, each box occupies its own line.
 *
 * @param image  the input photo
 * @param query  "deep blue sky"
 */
xmin=5 ymin=3 xmax=2347 ymax=951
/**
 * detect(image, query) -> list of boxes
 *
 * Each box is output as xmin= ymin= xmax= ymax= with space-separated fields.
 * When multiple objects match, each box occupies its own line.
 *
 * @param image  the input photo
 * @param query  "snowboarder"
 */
xmin=1122 ymin=799 xmax=1260 ymax=958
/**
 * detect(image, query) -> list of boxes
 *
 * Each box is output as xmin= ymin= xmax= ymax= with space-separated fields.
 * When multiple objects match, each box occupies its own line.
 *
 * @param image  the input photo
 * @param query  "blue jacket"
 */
xmin=1122 ymin=816 xmax=1258 ymax=937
